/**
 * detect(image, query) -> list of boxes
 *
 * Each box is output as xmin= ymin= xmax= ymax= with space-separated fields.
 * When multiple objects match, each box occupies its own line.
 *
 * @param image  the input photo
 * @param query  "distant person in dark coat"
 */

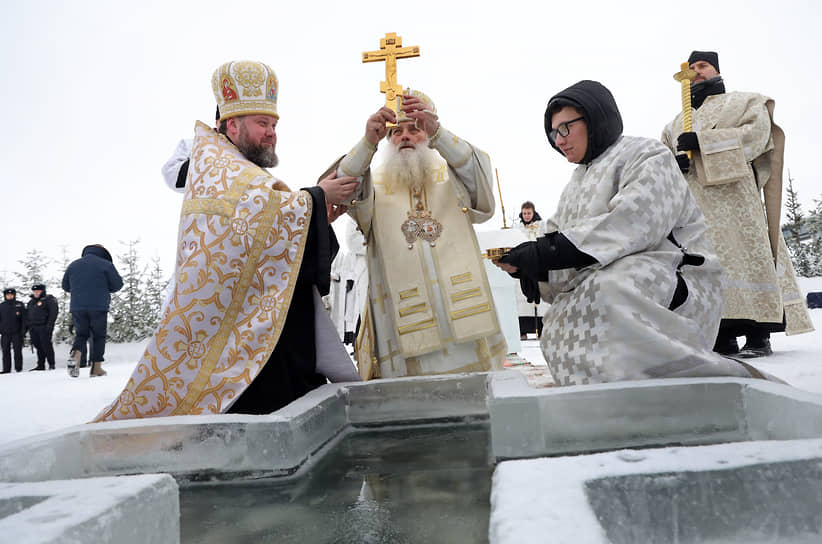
xmin=1 ymin=288 xmax=26 ymax=373
xmin=62 ymin=244 xmax=123 ymax=378
xmin=26 ymin=284 xmax=58 ymax=371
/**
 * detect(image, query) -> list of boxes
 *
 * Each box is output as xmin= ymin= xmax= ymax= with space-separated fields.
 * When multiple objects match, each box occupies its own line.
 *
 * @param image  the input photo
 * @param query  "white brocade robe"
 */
xmin=539 ymin=136 xmax=764 ymax=385
xmin=662 ymin=92 xmax=813 ymax=335
xmin=333 ymin=128 xmax=506 ymax=378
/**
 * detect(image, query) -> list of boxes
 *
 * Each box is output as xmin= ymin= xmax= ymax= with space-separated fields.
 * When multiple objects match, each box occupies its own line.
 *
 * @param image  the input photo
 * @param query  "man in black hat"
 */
xmin=662 ymin=51 xmax=813 ymax=359
xmin=26 ymin=284 xmax=58 ymax=371
xmin=1 ymin=288 xmax=26 ymax=373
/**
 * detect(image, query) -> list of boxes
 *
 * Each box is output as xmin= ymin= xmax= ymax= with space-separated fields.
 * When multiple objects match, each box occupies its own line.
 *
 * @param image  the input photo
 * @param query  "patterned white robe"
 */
xmin=661 ymin=92 xmax=813 ymax=335
xmin=539 ymin=136 xmax=760 ymax=385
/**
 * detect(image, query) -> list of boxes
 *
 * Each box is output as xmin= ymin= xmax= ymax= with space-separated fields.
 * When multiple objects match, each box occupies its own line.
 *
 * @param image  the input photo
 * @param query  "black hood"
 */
xmin=544 ymin=80 xmax=623 ymax=164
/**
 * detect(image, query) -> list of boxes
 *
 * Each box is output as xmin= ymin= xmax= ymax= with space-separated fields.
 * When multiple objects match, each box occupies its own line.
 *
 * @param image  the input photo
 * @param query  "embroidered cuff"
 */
xmin=427 ymin=125 xmax=443 ymax=148
xmin=340 ymin=136 xmax=377 ymax=177
xmin=429 ymin=126 xmax=472 ymax=168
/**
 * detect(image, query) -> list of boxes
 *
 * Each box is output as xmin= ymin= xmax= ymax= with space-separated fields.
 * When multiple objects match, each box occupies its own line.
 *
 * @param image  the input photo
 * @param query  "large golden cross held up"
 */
xmin=362 ymin=32 xmax=420 ymax=127
xmin=673 ymin=62 xmax=698 ymax=159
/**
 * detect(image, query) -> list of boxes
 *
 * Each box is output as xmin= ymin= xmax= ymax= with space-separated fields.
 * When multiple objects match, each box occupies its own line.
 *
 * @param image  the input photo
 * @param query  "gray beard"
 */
xmin=244 ymin=146 xmax=278 ymax=168
xmin=382 ymin=144 xmax=439 ymax=194
xmin=235 ymin=125 xmax=279 ymax=168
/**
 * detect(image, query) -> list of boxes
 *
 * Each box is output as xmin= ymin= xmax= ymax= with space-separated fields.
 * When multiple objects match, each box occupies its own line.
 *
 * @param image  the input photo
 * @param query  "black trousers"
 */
xmin=518 ymin=315 xmax=543 ymax=337
xmin=717 ymin=318 xmax=784 ymax=341
xmin=1 ymin=333 xmax=24 ymax=372
xmin=29 ymin=326 xmax=55 ymax=368
xmin=71 ymin=310 xmax=109 ymax=362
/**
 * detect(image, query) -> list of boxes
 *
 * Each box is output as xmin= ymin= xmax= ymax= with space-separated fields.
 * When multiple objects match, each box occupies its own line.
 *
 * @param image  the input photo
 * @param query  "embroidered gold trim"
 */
xmin=182 ymin=198 xmax=235 ymax=218
xmin=450 ymin=272 xmax=472 ymax=285
xmin=175 ymin=190 xmax=314 ymax=415
xmin=451 ymin=287 xmax=481 ymax=303
xmin=398 ymin=302 xmax=427 ymax=317
xmin=174 ymin=189 xmax=287 ymax=415
xmin=398 ymin=318 xmax=437 ymax=335
xmin=451 ymin=303 xmax=491 ymax=320
xmin=399 ymin=288 xmax=419 ymax=300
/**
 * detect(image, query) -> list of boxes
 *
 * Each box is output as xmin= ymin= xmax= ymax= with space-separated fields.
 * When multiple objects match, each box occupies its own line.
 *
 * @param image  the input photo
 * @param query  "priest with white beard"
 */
xmin=323 ymin=90 xmax=506 ymax=379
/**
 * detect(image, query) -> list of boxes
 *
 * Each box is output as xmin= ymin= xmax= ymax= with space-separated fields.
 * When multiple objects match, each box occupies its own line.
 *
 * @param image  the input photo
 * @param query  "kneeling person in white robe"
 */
xmin=496 ymin=80 xmax=778 ymax=385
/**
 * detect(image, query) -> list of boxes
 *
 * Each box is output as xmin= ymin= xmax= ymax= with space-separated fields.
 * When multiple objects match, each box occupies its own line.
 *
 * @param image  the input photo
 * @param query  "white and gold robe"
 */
xmin=95 ymin=122 xmax=325 ymax=420
xmin=662 ymin=92 xmax=813 ymax=336
xmin=332 ymin=127 xmax=507 ymax=379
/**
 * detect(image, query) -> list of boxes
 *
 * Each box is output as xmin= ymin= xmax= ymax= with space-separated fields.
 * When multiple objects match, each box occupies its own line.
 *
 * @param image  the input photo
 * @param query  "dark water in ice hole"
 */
xmin=179 ymin=423 xmax=492 ymax=543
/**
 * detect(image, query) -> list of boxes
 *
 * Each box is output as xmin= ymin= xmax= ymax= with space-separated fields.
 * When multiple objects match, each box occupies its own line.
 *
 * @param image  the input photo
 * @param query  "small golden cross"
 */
xmin=362 ymin=32 xmax=420 ymax=126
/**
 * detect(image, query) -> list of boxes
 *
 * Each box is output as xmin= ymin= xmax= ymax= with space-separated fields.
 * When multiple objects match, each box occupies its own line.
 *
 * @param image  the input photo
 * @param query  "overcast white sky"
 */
xmin=1 ymin=0 xmax=820 ymax=283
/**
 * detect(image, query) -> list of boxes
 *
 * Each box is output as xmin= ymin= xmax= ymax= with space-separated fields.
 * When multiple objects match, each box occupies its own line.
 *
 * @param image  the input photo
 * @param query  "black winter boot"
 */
xmin=738 ymin=335 xmax=773 ymax=358
xmin=713 ymin=334 xmax=740 ymax=356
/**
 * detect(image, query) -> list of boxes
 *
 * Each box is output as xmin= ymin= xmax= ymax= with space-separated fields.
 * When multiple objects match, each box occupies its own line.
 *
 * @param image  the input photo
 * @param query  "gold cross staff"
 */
xmin=362 ymin=32 xmax=420 ymax=127
xmin=673 ymin=62 xmax=698 ymax=159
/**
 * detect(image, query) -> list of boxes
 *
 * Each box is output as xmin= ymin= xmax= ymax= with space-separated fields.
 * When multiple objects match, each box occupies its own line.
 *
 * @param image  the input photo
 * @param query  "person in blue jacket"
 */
xmin=62 ymin=244 xmax=123 ymax=377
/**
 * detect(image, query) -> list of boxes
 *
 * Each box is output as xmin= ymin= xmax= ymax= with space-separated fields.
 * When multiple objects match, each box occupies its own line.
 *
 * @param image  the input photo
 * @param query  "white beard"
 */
xmin=382 ymin=143 xmax=440 ymax=194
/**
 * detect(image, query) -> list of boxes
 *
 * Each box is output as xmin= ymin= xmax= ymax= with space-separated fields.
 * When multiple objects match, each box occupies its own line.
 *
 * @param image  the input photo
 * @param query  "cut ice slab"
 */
xmin=0 ymin=473 xmax=179 ymax=544
xmin=490 ymin=438 xmax=822 ymax=544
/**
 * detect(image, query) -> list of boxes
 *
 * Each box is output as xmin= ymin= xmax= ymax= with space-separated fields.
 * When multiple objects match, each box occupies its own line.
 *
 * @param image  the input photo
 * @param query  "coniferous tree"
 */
xmin=143 ymin=256 xmax=167 ymax=333
xmin=808 ymin=198 xmax=822 ymax=276
xmin=784 ymin=172 xmax=803 ymax=244
xmin=14 ymin=249 xmax=50 ymax=293
xmin=783 ymin=172 xmax=812 ymax=276
xmin=108 ymin=240 xmax=149 ymax=342
xmin=0 ymin=269 xmax=12 ymax=290
xmin=51 ymin=247 xmax=75 ymax=344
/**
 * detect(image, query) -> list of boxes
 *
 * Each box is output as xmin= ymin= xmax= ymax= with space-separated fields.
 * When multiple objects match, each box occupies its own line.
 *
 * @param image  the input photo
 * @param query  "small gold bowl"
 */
xmin=483 ymin=247 xmax=511 ymax=262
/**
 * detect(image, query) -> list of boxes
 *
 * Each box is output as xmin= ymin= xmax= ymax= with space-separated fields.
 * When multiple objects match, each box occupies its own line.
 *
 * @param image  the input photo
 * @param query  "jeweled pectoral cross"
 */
xmin=362 ymin=32 xmax=420 ymax=127
xmin=673 ymin=62 xmax=698 ymax=160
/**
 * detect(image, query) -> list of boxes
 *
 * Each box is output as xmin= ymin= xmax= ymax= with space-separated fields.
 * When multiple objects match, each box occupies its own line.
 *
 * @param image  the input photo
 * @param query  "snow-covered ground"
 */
xmin=1 ymin=279 xmax=820 ymax=447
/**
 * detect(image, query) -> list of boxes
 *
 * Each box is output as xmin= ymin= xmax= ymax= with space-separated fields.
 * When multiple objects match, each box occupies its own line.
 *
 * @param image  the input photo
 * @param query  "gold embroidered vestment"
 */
xmin=95 ymin=121 xmax=312 ymax=420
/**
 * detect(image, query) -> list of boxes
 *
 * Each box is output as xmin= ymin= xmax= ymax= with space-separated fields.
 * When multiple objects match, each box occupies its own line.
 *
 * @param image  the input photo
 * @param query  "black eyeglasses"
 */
xmin=549 ymin=116 xmax=585 ymax=142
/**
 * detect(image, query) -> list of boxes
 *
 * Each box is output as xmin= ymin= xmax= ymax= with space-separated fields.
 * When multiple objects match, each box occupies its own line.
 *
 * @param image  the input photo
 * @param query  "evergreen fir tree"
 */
xmin=51 ymin=247 xmax=75 ymax=344
xmin=808 ymin=197 xmax=822 ymax=276
xmin=143 ymin=256 xmax=167 ymax=333
xmin=14 ymin=249 xmax=50 ymax=292
xmin=783 ymin=172 xmax=812 ymax=276
xmin=108 ymin=240 xmax=149 ymax=342
xmin=0 ymin=269 xmax=12 ymax=290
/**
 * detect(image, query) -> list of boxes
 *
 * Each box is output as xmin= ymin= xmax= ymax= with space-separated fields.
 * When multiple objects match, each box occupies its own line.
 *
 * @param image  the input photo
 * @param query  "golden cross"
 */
xmin=673 ymin=62 xmax=698 ymax=159
xmin=362 ymin=32 xmax=420 ymax=126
